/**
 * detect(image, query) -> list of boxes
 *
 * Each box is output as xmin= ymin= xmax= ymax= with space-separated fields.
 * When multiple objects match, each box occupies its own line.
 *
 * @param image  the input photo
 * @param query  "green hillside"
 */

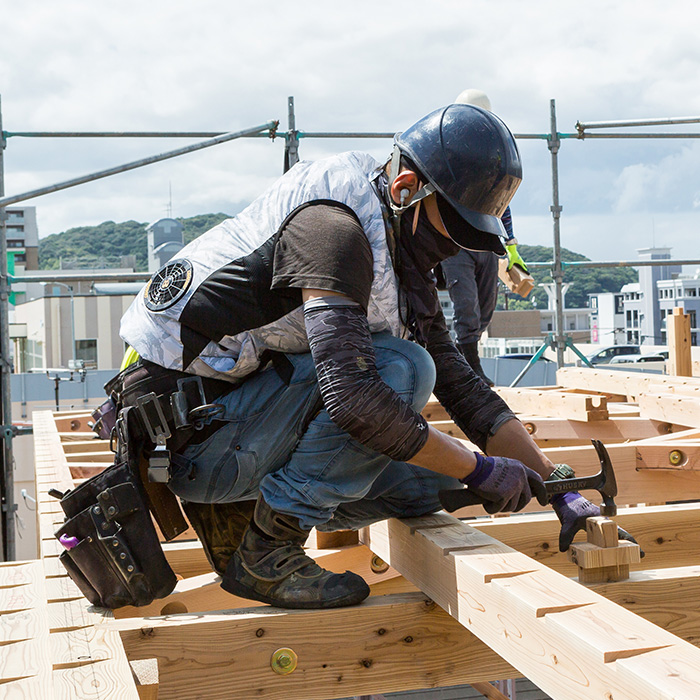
xmin=38 ymin=213 xmax=230 ymax=271
xmin=38 ymin=220 xmax=637 ymax=308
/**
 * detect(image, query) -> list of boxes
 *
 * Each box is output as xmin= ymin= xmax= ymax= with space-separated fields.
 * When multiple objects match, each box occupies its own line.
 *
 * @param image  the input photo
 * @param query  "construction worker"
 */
xmin=440 ymin=89 xmax=529 ymax=386
xmin=117 ymin=104 xmax=636 ymax=610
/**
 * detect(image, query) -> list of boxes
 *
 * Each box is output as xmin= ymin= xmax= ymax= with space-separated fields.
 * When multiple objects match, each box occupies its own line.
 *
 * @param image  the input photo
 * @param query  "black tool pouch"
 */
xmin=54 ymin=410 xmax=177 ymax=609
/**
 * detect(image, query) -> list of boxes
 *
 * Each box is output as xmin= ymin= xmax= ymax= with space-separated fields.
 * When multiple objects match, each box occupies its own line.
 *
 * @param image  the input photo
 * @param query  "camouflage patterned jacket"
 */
xmin=120 ymin=152 xmax=401 ymax=382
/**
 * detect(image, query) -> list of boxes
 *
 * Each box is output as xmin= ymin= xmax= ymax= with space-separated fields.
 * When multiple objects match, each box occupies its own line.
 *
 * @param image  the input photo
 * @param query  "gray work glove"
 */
xmin=461 ymin=453 xmax=547 ymax=514
xmin=551 ymin=492 xmax=644 ymax=554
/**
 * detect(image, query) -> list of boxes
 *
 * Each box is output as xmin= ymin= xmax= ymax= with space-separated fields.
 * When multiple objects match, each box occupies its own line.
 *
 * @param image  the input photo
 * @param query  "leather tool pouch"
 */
xmin=54 ymin=409 xmax=178 ymax=609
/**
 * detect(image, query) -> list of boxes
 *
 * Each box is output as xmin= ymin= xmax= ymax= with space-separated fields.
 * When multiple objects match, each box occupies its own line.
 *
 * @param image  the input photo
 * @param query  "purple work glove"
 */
xmin=551 ymin=492 xmax=644 ymax=554
xmin=461 ymin=453 xmax=547 ymax=514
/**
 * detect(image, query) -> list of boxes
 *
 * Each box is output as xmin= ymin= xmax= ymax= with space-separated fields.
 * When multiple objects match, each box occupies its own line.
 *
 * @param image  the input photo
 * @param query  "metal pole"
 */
xmin=547 ymin=99 xmax=566 ymax=367
xmin=0 ymin=120 xmax=278 ymax=208
xmin=577 ymin=115 xmax=700 ymax=131
xmin=283 ymin=96 xmax=299 ymax=172
xmin=0 ymin=95 xmax=14 ymax=560
xmin=527 ymin=258 xmax=700 ymax=270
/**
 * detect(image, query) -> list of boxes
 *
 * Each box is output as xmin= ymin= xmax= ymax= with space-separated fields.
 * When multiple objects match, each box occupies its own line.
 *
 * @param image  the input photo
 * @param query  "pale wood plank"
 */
xmin=364 ymin=513 xmax=700 ymax=700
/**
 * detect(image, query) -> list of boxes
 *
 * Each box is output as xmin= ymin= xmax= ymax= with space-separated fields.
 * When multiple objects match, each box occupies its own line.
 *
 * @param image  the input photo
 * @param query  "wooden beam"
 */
xmin=557 ymin=367 xmax=700 ymax=401
xmin=430 ymin=415 xmax=679 ymax=447
xmin=495 ymin=387 xmax=609 ymax=422
xmin=116 ymin=593 xmax=517 ymax=700
xmin=363 ymin=513 xmax=700 ymax=700
xmin=28 ymin=410 xmax=141 ymax=699
xmin=469 ymin=503 xmax=700 ymax=577
xmin=668 ymin=307 xmax=693 ymax=376
xmin=638 ymin=393 xmax=700 ymax=428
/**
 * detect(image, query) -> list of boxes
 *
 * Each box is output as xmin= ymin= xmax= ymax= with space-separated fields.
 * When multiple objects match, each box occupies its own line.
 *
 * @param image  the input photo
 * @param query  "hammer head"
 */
xmin=544 ymin=439 xmax=618 ymax=515
xmin=591 ymin=439 xmax=618 ymax=516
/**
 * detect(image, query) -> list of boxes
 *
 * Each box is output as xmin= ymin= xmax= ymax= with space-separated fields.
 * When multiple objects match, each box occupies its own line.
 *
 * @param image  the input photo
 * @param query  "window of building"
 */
xmin=22 ymin=339 xmax=44 ymax=372
xmin=75 ymin=339 xmax=98 ymax=369
xmin=690 ymin=310 xmax=697 ymax=329
xmin=7 ymin=240 xmax=24 ymax=248
xmin=688 ymin=288 xmax=697 ymax=297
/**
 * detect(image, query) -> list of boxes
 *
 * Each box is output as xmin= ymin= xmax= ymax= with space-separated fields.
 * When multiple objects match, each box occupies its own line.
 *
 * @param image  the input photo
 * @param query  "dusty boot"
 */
xmin=182 ymin=500 xmax=256 ymax=575
xmin=459 ymin=341 xmax=494 ymax=387
xmin=222 ymin=496 xmax=369 ymax=609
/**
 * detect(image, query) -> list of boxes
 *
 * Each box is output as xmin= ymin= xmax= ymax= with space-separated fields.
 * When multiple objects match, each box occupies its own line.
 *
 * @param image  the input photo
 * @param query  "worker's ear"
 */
xmin=390 ymin=170 xmax=420 ymax=206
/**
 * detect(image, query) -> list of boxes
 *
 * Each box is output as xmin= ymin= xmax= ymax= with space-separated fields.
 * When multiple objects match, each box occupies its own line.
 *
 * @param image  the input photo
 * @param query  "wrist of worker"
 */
xmin=460 ymin=452 xmax=493 ymax=487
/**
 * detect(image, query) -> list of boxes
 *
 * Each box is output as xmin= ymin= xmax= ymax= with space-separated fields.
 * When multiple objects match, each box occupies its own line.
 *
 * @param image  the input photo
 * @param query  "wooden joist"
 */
xmin=495 ymin=387 xmax=609 ymax=422
xmin=363 ymin=513 xmax=700 ymax=700
xmin=115 ymin=592 xmax=516 ymax=700
xmin=28 ymin=410 xmax=142 ymax=699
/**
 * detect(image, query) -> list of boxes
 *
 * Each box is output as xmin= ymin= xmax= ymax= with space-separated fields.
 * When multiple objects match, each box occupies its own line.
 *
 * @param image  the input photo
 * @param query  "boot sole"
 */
xmin=222 ymin=577 xmax=369 ymax=609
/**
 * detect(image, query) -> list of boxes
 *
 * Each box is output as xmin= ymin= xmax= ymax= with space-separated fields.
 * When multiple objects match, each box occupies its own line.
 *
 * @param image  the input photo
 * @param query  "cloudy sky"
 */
xmin=2 ymin=0 xmax=700 ymax=263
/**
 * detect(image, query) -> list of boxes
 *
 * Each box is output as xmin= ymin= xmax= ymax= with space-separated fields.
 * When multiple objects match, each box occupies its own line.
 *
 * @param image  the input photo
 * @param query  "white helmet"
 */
xmin=454 ymin=88 xmax=492 ymax=113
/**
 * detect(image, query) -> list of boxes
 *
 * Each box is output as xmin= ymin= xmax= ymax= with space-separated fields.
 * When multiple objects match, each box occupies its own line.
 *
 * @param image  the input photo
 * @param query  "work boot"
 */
xmin=459 ymin=341 xmax=494 ymax=387
xmin=222 ymin=496 xmax=370 ymax=609
xmin=182 ymin=500 xmax=256 ymax=575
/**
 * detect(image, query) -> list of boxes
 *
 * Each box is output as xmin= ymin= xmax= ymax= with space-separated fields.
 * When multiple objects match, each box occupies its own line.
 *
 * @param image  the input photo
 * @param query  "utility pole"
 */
xmin=0 ymin=95 xmax=14 ymax=560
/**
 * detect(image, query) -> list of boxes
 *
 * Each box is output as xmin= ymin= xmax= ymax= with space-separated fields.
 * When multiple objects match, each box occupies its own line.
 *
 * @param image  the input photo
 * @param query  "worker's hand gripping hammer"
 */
xmin=439 ymin=439 xmax=617 ymax=514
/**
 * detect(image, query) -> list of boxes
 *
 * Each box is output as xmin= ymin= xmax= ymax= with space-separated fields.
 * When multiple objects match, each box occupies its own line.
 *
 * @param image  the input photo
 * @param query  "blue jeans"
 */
xmin=167 ymin=334 xmax=461 ymax=530
xmin=441 ymin=249 xmax=499 ymax=345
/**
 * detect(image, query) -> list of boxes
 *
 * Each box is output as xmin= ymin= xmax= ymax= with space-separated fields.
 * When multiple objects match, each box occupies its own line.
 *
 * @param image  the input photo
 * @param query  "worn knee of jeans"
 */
xmin=374 ymin=336 xmax=436 ymax=412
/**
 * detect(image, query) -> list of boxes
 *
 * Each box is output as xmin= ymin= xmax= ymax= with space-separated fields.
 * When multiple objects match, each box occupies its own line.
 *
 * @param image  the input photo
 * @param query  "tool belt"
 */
xmin=53 ymin=408 xmax=177 ymax=609
xmin=92 ymin=360 xmax=236 ymax=540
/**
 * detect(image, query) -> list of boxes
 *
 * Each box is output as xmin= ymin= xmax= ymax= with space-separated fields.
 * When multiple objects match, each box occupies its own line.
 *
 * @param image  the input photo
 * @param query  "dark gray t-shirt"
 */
xmin=272 ymin=201 xmax=374 ymax=308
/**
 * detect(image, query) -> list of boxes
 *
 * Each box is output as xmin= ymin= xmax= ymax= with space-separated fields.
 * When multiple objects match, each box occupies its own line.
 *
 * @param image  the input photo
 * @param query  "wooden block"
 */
xmin=578 ymin=563 xmax=630 ymax=584
xmin=568 ymin=541 xmax=641 ymax=569
xmin=498 ymin=257 xmax=535 ymax=297
xmin=586 ymin=517 xmax=619 ymax=548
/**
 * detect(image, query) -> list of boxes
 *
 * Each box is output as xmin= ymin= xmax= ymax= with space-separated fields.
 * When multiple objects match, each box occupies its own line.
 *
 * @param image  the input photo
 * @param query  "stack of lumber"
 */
xmin=4 ymin=366 xmax=700 ymax=698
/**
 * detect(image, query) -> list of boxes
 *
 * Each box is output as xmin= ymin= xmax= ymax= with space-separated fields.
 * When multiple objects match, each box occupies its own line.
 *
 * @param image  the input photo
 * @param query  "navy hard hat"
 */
xmin=395 ymin=103 xmax=522 ymax=253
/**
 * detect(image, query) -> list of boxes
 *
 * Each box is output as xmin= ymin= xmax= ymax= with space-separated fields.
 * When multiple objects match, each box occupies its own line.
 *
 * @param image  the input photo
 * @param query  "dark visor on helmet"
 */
xmin=436 ymin=192 xmax=506 ymax=255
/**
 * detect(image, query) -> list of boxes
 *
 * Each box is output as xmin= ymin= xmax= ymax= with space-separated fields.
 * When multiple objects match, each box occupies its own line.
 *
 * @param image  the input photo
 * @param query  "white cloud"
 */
xmin=1 ymin=0 xmax=700 ymax=255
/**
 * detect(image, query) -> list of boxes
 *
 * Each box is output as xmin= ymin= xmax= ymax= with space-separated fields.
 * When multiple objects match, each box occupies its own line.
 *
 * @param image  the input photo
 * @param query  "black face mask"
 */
xmin=398 ymin=204 xmax=460 ymax=274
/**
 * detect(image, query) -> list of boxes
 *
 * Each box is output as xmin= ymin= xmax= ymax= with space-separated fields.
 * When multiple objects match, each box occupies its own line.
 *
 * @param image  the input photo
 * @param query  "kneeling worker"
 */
xmin=118 ymin=103 xmax=635 ymax=609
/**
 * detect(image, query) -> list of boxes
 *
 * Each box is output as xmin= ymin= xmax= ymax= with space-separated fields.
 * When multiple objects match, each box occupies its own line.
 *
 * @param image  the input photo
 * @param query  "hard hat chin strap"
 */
xmin=387 ymin=144 xmax=436 ymax=216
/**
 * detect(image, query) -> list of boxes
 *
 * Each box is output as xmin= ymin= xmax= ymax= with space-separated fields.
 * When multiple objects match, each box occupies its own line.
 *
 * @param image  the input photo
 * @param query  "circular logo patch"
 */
xmin=144 ymin=259 xmax=193 ymax=311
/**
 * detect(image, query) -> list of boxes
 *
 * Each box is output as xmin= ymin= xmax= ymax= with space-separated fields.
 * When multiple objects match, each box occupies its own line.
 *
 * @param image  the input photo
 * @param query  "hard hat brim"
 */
xmin=436 ymin=193 xmax=506 ymax=255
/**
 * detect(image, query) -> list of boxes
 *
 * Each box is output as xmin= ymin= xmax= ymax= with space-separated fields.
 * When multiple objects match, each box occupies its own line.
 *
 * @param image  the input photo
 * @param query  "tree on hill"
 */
xmin=38 ymin=213 xmax=231 ymax=271
xmin=497 ymin=244 xmax=638 ymax=310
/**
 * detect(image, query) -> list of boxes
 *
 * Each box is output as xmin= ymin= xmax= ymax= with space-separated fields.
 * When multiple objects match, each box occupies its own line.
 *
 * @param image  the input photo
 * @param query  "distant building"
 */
xmin=632 ymin=247 xmax=681 ymax=346
xmin=657 ymin=273 xmax=700 ymax=346
xmin=147 ymin=218 xmax=184 ymax=272
xmin=589 ymin=292 xmax=625 ymax=345
xmin=12 ymin=292 xmax=136 ymax=372
xmin=5 ymin=206 xmax=39 ymax=308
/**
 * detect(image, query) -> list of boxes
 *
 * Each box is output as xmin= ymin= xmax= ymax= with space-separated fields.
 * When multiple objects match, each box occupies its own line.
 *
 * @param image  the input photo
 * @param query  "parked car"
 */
xmin=609 ymin=353 xmax=666 ymax=364
xmin=586 ymin=345 xmax=640 ymax=365
xmin=494 ymin=353 xmax=554 ymax=362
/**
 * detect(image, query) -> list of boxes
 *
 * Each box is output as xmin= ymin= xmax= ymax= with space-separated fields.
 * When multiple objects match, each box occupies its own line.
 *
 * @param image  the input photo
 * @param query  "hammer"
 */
xmin=438 ymin=439 xmax=618 ymax=515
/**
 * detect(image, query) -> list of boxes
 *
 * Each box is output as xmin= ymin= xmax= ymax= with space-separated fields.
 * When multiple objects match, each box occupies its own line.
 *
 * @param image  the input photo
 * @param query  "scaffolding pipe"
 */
xmin=0 ymin=96 xmax=13 ymax=560
xmin=577 ymin=116 xmax=700 ymax=131
xmin=0 ymin=120 xmax=279 ymax=208
xmin=526 ymin=258 xmax=700 ymax=270
xmin=547 ymin=100 xmax=566 ymax=367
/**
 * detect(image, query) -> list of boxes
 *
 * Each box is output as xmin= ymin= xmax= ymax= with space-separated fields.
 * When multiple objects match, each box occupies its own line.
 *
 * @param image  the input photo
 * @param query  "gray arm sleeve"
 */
xmin=304 ymin=297 xmax=429 ymax=462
